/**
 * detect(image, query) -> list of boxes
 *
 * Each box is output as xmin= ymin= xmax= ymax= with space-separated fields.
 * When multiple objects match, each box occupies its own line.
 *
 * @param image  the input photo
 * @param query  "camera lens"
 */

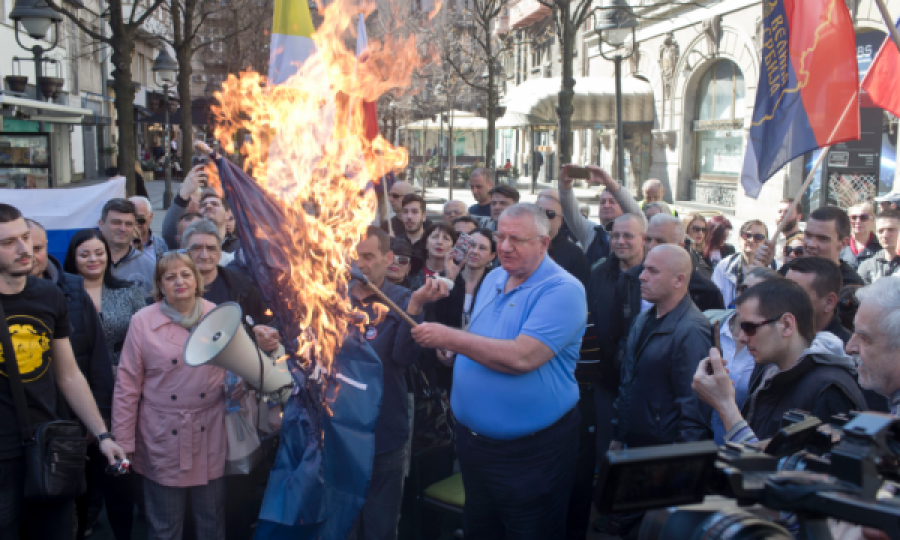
xmin=639 ymin=507 xmax=791 ymax=540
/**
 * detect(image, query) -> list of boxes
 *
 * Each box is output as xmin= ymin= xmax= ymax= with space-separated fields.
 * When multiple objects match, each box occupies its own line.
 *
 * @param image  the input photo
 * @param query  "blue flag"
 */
xmin=212 ymin=155 xmax=383 ymax=539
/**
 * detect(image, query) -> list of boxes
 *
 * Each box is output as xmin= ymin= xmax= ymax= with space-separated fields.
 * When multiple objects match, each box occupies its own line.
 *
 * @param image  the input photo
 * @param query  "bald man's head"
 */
xmin=639 ymin=244 xmax=692 ymax=306
xmin=389 ymin=181 xmax=415 ymax=213
xmin=537 ymin=188 xmax=559 ymax=201
xmin=536 ymin=195 xmax=564 ymax=239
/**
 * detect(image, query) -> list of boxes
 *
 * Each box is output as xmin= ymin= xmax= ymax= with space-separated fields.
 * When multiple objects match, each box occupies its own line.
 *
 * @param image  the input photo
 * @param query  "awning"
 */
xmin=496 ymin=77 xmax=655 ymax=128
xmin=137 ymin=98 xmax=213 ymax=126
xmin=398 ymin=110 xmax=488 ymax=131
xmin=0 ymin=93 xmax=94 ymax=124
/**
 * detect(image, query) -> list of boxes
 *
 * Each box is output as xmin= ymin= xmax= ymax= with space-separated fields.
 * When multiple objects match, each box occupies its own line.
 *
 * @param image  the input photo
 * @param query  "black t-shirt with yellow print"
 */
xmin=0 ymin=277 xmax=71 ymax=459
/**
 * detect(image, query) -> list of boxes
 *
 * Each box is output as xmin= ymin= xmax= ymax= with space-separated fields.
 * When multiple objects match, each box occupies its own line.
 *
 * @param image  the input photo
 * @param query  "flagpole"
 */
xmin=383 ymin=177 xmax=394 ymax=235
xmin=874 ymin=0 xmax=900 ymax=53
xmin=770 ymin=146 xmax=830 ymax=243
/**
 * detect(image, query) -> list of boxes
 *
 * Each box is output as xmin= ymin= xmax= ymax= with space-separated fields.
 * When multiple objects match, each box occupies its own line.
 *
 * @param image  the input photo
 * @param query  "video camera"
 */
xmin=595 ymin=411 xmax=900 ymax=540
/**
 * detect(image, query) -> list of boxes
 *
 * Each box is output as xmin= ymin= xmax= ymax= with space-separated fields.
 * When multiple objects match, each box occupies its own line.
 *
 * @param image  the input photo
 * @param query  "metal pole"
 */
xmin=34 ymin=46 xmax=43 ymax=102
xmin=163 ymin=84 xmax=173 ymax=209
xmin=449 ymin=107 xmax=455 ymax=201
xmin=615 ymin=55 xmax=625 ymax=188
xmin=439 ymin=109 xmax=445 ymax=191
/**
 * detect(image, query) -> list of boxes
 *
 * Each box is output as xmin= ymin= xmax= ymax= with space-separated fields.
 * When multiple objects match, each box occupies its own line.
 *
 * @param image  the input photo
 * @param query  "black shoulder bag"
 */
xmin=0 ymin=301 xmax=87 ymax=502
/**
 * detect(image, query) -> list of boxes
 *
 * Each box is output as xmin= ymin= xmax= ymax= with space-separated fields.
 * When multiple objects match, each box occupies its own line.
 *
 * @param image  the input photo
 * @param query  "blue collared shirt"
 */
xmin=451 ymin=255 xmax=587 ymax=440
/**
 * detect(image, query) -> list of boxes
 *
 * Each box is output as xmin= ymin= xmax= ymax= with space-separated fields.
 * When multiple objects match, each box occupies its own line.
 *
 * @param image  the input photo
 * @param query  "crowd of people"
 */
xmin=1 ymin=160 xmax=900 ymax=540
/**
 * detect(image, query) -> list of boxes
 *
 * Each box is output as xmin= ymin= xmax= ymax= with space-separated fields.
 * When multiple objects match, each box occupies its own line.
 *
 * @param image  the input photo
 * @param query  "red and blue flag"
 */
xmin=741 ymin=0 xmax=860 ymax=198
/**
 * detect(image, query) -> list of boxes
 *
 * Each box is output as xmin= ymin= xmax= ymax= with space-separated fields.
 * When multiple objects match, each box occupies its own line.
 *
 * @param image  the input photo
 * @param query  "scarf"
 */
xmin=159 ymin=299 xmax=204 ymax=330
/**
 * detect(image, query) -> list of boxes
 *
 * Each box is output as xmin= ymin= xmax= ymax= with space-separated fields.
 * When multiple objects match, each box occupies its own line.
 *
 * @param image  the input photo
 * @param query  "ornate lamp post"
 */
xmin=9 ymin=0 xmax=62 ymax=102
xmin=152 ymin=49 xmax=179 ymax=209
xmin=591 ymin=0 xmax=637 ymax=187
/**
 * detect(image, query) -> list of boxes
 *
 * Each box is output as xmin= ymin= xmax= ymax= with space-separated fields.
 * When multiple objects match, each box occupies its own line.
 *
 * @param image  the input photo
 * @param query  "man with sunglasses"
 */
xmin=841 ymin=202 xmax=881 ymax=269
xmin=129 ymin=196 xmax=168 ymax=262
xmin=858 ymin=209 xmax=900 ymax=284
xmin=382 ymin=181 xmax=416 ymax=234
xmin=535 ymin=195 xmax=589 ymax=287
xmin=692 ymin=279 xmax=866 ymax=445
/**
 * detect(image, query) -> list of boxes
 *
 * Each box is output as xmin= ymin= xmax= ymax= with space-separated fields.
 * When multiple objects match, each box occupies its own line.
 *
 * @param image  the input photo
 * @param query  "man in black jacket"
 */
xmin=611 ymin=245 xmax=713 ymax=450
xmin=692 ymin=279 xmax=867 ymax=444
xmin=645 ymin=213 xmax=724 ymax=311
xmin=536 ymin=194 xmax=589 ymax=287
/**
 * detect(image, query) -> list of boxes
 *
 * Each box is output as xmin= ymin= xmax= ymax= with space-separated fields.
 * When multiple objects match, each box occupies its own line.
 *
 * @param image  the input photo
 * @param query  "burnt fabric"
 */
xmin=213 ymin=155 xmax=384 ymax=540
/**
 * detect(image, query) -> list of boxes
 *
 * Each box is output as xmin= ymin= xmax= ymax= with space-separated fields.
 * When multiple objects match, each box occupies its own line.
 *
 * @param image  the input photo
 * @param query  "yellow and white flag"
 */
xmin=268 ymin=0 xmax=316 ymax=85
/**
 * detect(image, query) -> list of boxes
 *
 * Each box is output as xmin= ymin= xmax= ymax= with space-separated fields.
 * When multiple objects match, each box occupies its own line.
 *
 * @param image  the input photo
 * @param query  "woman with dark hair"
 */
xmin=703 ymin=215 xmax=736 ymax=268
xmin=64 ymin=229 xmax=146 ymax=369
xmin=63 ymin=231 xmax=144 ymax=540
xmin=408 ymin=222 xmax=458 ymax=289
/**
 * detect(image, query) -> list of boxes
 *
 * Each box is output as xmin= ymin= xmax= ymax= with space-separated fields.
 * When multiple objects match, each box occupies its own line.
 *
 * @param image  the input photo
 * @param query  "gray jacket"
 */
xmin=858 ymin=249 xmax=900 ymax=284
xmin=111 ymin=246 xmax=155 ymax=297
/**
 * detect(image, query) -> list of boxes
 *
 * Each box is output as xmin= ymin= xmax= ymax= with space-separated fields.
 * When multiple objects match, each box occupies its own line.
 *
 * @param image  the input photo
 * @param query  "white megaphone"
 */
xmin=183 ymin=302 xmax=293 ymax=397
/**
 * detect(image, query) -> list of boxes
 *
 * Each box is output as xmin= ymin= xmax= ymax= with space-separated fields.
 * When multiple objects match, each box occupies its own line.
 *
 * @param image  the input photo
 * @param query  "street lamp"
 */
xmin=9 ymin=0 xmax=62 ymax=102
xmin=591 ymin=0 xmax=637 ymax=189
xmin=435 ymin=83 xmax=457 ymax=200
xmin=152 ymin=48 xmax=179 ymax=209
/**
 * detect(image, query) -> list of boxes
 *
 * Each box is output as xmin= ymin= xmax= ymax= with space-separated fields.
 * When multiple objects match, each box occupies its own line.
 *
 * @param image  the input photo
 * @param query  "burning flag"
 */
xmin=206 ymin=0 xmax=434 ymax=536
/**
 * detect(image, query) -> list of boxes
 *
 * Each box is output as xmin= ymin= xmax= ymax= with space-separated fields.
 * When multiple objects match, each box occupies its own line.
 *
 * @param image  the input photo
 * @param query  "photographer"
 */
xmin=692 ymin=279 xmax=866 ymax=445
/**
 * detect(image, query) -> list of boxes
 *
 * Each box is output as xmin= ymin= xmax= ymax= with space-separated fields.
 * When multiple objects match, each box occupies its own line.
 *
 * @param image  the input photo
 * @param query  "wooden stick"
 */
xmin=364 ymin=283 xmax=418 ymax=328
xmin=769 ymin=146 xmax=830 ymax=242
xmin=874 ymin=0 xmax=900 ymax=54
xmin=382 ymin=176 xmax=394 ymax=236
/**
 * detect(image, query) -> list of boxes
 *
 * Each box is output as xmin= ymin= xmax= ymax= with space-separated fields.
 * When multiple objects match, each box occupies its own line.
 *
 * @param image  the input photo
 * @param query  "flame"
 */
xmin=211 ymin=0 xmax=429 ymax=389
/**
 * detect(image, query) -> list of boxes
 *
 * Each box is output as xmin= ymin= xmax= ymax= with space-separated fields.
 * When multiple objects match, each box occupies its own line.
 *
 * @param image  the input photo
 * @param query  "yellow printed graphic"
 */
xmin=0 ymin=320 xmax=52 ymax=381
xmin=752 ymin=0 xmax=838 ymax=127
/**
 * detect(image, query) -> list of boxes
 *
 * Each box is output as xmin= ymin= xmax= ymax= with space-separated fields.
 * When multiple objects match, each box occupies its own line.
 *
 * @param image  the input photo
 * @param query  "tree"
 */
xmin=46 ymin=0 xmax=167 ymax=195
xmin=155 ymin=0 xmax=259 ymax=172
xmin=442 ymin=0 xmax=510 ymax=169
xmin=535 ymin=0 xmax=595 ymax=166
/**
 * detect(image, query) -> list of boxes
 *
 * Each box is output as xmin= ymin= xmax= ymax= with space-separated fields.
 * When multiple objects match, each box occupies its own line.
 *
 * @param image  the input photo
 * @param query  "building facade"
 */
xmin=496 ymin=0 xmax=900 ymax=221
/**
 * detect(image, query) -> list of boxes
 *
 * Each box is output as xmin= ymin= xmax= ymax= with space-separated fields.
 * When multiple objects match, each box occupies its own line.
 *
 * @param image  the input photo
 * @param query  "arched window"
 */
xmin=693 ymin=60 xmax=746 ymax=195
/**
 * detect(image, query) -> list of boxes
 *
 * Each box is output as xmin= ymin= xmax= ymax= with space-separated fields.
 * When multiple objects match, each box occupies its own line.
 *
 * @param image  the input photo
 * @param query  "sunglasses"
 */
xmin=739 ymin=314 xmax=783 ymax=337
xmin=690 ymin=226 xmax=708 ymax=234
xmin=544 ymin=209 xmax=558 ymax=220
xmin=393 ymin=256 xmax=411 ymax=266
xmin=849 ymin=213 xmax=872 ymax=221
xmin=389 ymin=193 xmax=403 ymax=199
xmin=783 ymin=246 xmax=804 ymax=257
xmin=741 ymin=232 xmax=766 ymax=242
xmin=136 ymin=217 xmax=147 ymax=225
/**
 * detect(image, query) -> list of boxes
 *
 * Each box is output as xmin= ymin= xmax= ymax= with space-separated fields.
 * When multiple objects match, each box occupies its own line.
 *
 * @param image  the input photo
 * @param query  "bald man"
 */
xmin=383 ymin=181 xmax=417 ymax=235
xmin=611 ymin=245 xmax=713 ymax=452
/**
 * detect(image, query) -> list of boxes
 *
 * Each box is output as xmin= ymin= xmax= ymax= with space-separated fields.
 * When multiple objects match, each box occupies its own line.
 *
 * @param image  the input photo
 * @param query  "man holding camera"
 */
xmin=0 ymin=203 xmax=126 ymax=539
xmin=692 ymin=279 xmax=866 ymax=444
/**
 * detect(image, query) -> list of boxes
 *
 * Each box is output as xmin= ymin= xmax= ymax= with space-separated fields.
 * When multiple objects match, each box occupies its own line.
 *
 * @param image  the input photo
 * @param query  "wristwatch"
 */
xmin=97 ymin=432 xmax=115 ymax=443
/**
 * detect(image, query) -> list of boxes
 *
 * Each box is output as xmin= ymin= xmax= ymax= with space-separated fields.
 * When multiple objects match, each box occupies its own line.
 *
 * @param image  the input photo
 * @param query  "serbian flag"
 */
xmin=740 ymin=0 xmax=860 ymax=198
xmin=861 ymin=21 xmax=900 ymax=118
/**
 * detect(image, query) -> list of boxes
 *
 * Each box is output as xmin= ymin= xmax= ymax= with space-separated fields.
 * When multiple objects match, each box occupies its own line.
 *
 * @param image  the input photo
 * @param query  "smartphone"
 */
xmin=707 ymin=321 xmax=722 ymax=375
xmin=451 ymin=233 xmax=476 ymax=265
xmin=566 ymin=166 xmax=591 ymax=179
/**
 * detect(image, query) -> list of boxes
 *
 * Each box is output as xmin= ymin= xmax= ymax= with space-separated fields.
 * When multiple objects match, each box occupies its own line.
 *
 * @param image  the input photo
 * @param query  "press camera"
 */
xmin=595 ymin=411 xmax=900 ymax=539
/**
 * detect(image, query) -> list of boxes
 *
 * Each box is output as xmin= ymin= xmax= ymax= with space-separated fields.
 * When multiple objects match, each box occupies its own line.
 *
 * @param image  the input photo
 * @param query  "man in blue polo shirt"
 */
xmin=412 ymin=203 xmax=587 ymax=540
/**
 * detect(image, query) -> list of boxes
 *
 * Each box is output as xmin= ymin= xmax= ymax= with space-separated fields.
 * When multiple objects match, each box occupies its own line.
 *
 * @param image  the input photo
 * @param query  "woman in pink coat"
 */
xmin=113 ymin=252 xmax=227 ymax=540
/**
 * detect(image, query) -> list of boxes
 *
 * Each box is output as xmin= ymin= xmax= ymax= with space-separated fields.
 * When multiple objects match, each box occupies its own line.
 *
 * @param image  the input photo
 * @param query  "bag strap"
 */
xmin=0 ymin=299 xmax=34 ymax=443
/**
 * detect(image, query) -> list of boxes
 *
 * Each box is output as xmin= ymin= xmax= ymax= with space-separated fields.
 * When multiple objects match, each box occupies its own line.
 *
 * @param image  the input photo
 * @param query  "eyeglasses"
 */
xmin=610 ymin=232 xmax=637 ymax=241
xmin=739 ymin=314 xmax=783 ymax=337
xmin=741 ymin=232 xmax=766 ymax=242
xmin=188 ymin=244 xmax=220 ymax=255
xmin=849 ymin=213 xmax=872 ymax=221
xmin=393 ymin=255 xmax=411 ymax=266
xmin=690 ymin=226 xmax=708 ymax=234
xmin=544 ymin=209 xmax=558 ymax=220
xmin=783 ymin=246 xmax=804 ymax=257
xmin=495 ymin=233 xmax=541 ymax=245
